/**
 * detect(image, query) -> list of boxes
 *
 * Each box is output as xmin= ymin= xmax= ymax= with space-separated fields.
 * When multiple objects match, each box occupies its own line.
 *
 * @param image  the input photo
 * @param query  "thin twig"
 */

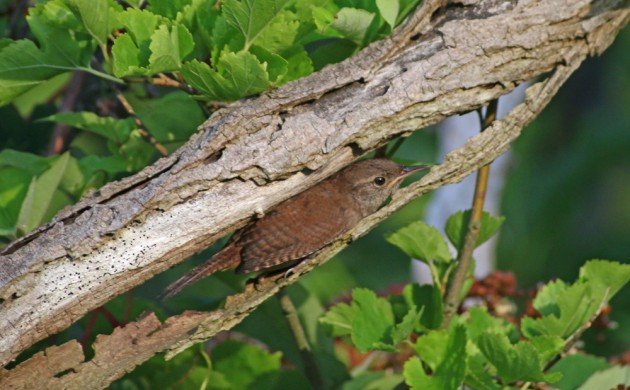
xmin=114 ymin=88 xmax=169 ymax=156
xmin=543 ymin=288 xmax=611 ymax=371
xmin=151 ymin=73 xmax=198 ymax=94
xmin=46 ymin=72 xmax=86 ymax=155
xmin=442 ymin=99 xmax=499 ymax=328
xmin=277 ymin=290 xmax=323 ymax=390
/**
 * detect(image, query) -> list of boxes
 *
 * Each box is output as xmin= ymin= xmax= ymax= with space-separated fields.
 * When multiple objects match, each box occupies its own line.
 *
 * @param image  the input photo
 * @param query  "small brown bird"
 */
xmin=162 ymin=158 xmax=427 ymax=299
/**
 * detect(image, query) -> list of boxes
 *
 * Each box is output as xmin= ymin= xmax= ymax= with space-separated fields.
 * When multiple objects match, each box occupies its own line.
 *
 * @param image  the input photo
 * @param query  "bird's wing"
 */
xmin=237 ymin=185 xmax=361 ymax=273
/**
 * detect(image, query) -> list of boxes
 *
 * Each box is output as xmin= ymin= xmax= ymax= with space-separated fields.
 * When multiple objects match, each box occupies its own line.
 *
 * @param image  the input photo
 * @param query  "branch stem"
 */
xmin=114 ymin=89 xmax=169 ymax=156
xmin=277 ymin=290 xmax=323 ymax=390
xmin=442 ymin=99 xmax=498 ymax=328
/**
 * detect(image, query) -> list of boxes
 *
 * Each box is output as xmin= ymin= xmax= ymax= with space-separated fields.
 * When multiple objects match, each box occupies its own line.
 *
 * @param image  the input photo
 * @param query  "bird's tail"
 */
xmin=160 ymin=246 xmax=239 ymax=300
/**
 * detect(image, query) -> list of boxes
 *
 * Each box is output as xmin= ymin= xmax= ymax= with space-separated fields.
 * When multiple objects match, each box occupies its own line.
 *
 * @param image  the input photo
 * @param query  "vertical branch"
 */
xmin=442 ymin=99 xmax=498 ymax=328
xmin=46 ymin=72 xmax=86 ymax=155
xmin=277 ymin=290 xmax=323 ymax=390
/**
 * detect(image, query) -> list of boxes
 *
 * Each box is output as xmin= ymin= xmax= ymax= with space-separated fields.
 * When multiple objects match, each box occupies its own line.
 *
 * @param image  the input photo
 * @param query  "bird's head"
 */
xmin=339 ymin=158 xmax=429 ymax=216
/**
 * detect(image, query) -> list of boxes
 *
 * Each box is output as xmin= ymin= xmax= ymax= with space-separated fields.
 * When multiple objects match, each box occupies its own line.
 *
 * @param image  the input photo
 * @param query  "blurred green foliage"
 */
xmin=498 ymin=29 xmax=630 ymax=356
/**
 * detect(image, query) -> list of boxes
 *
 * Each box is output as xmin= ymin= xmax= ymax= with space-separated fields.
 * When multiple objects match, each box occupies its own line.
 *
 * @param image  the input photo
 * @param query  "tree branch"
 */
xmin=0 ymin=0 xmax=627 ymax=376
xmin=442 ymin=99 xmax=498 ymax=328
xmin=0 ymin=42 xmax=610 ymax=388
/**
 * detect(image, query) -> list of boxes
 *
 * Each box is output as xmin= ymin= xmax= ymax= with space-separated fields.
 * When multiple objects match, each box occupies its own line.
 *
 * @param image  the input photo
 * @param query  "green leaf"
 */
xmin=211 ymin=340 xmax=282 ymax=389
xmin=476 ymin=332 xmax=559 ymax=384
xmin=0 ymin=40 xmax=72 ymax=105
xmin=252 ymin=10 xmax=299 ymax=54
xmin=148 ymin=23 xmax=194 ymax=73
xmin=466 ymin=352 xmax=502 ymax=390
xmin=392 ymin=305 xmax=421 ymax=345
xmin=405 ymin=324 xmax=467 ymax=390
xmin=222 ymin=0 xmax=290 ymax=50
xmin=351 ymin=288 xmax=395 ymax=351
xmin=549 ymin=354 xmax=610 ymax=390
xmin=112 ymin=34 xmax=147 ymax=77
xmin=124 ymin=91 xmax=205 ymax=145
xmin=148 ymin=0 xmax=193 ymax=19
xmin=341 ymin=371 xmax=404 ymax=390
xmin=0 ymin=150 xmax=52 ymax=174
xmin=250 ymin=45 xmax=288 ymax=83
xmin=330 ymin=8 xmax=375 ymax=45
xmin=522 ymin=282 xmax=602 ymax=339
xmin=68 ymin=0 xmax=121 ymax=47
xmin=308 ymin=38 xmax=357 ymax=71
xmin=181 ymin=51 xmax=270 ymax=100
xmin=319 ymin=302 xmax=353 ymax=337
xmin=117 ymin=8 xmax=161 ymax=63
xmin=579 ymin=259 xmax=630 ymax=298
xmin=376 ymin=0 xmax=399 ymax=29
xmin=281 ymin=46 xmax=314 ymax=83
xmin=466 ymin=306 xmax=516 ymax=342
xmin=413 ymin=329 xmax=448 ymax=372
xmin=445 ymin=210 xmax=505 ymax=251
xmin=579 ymin=365 xmax=630 ymax=390
xmin=16 ymin=153 xmax=71 ymax=234
xmin=387 ymin=221 xmax=452 ymax=263
xmin=403 ymin=283 xmax=443 ymax=330
xmin=42 ymin=112 xmax=135 ymax=143
xmin=311 ymin=6 xmax=336 ymax=32
xmin=523 ymin=260 xmax=630 ymax=340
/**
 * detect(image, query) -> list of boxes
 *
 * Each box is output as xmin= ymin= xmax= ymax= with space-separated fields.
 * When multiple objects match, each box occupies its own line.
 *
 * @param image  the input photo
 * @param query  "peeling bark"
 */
xmin=0 ymin=0 xmax=627 ymax=384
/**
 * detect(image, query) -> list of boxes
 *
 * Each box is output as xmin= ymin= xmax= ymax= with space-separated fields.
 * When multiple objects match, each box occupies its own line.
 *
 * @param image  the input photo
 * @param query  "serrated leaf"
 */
xmin=320 ymin=302 xmax=353 ymax=337
xmin=406 ymin=324 xmax=467 ymax=390
xmin=68 ymin=0 xmax=121 ymax=47
xmin=445 ymin=210 xmax=505 ymax=251
xmin=149 ymin=24 xmax=194 ymax=73
xmin=387 ymin=221 xmax=452 ymax=263
xmin=222 ymin=0 xmax=289 ymax=50
xmin=477 ymin=332 xmax=558 ymax=384
xmin=579 ymin=259 xmax=630 ymax=298
xmin=250 ymin=45 xmax=288 ymax=83
xmin=112 ymin=34 xmax=147 ymax=77
xmin=522 ymin=282 xmax=603 ymax=339
xmin=182 ymin=51 xmax=270 ymax=100
xmin=16 ymin=153 xmax=71 ymax=234
xmin=392 ymin=305 xmax=421 ymax=345
xmin=312 ymin=6 xmax=336 ymax=32
xmin=466 ymin=307 xmax=516 ymax=342
xmin=118 ymin=8 xmax=161 ymax=62
xmin=252 ymin=10 xmax=299 ymax=54
xmin=351 ymin=288 xmax=395 ymax=352
xmin=282 ymin=45 xmax=313 ymax=83
xmin=376 ymin=0 xmax=399 ymax=28
xmin=330 ymin=8 xmax=375 ymax=45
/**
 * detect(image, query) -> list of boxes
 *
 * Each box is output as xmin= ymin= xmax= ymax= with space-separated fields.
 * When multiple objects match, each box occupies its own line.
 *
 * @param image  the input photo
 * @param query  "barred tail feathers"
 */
xmin=161 ymin=246 xmax=239 ymax=300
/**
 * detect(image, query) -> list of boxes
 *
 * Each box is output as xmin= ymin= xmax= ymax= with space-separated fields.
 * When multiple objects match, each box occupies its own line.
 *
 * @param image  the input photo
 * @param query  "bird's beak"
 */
xmin=389 ymin=164 xmax=430 ymax=188
xmin=399 ymin=164 xmax=430 ymax=177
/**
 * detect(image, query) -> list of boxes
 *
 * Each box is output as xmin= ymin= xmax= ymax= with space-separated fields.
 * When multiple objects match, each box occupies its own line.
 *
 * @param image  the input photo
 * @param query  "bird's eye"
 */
xmin=374 ymin=176 xmax=386 ymax=186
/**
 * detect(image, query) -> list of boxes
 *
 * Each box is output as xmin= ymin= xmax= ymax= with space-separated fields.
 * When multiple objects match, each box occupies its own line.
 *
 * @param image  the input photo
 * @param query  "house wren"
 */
xmin=162 ymin=158 xmax=427 ymax=299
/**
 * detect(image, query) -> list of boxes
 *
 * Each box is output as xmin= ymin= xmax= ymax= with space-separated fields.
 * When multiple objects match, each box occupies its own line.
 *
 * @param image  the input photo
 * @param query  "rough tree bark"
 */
xmin=0 ymin=0 xmax=627 ymax=387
